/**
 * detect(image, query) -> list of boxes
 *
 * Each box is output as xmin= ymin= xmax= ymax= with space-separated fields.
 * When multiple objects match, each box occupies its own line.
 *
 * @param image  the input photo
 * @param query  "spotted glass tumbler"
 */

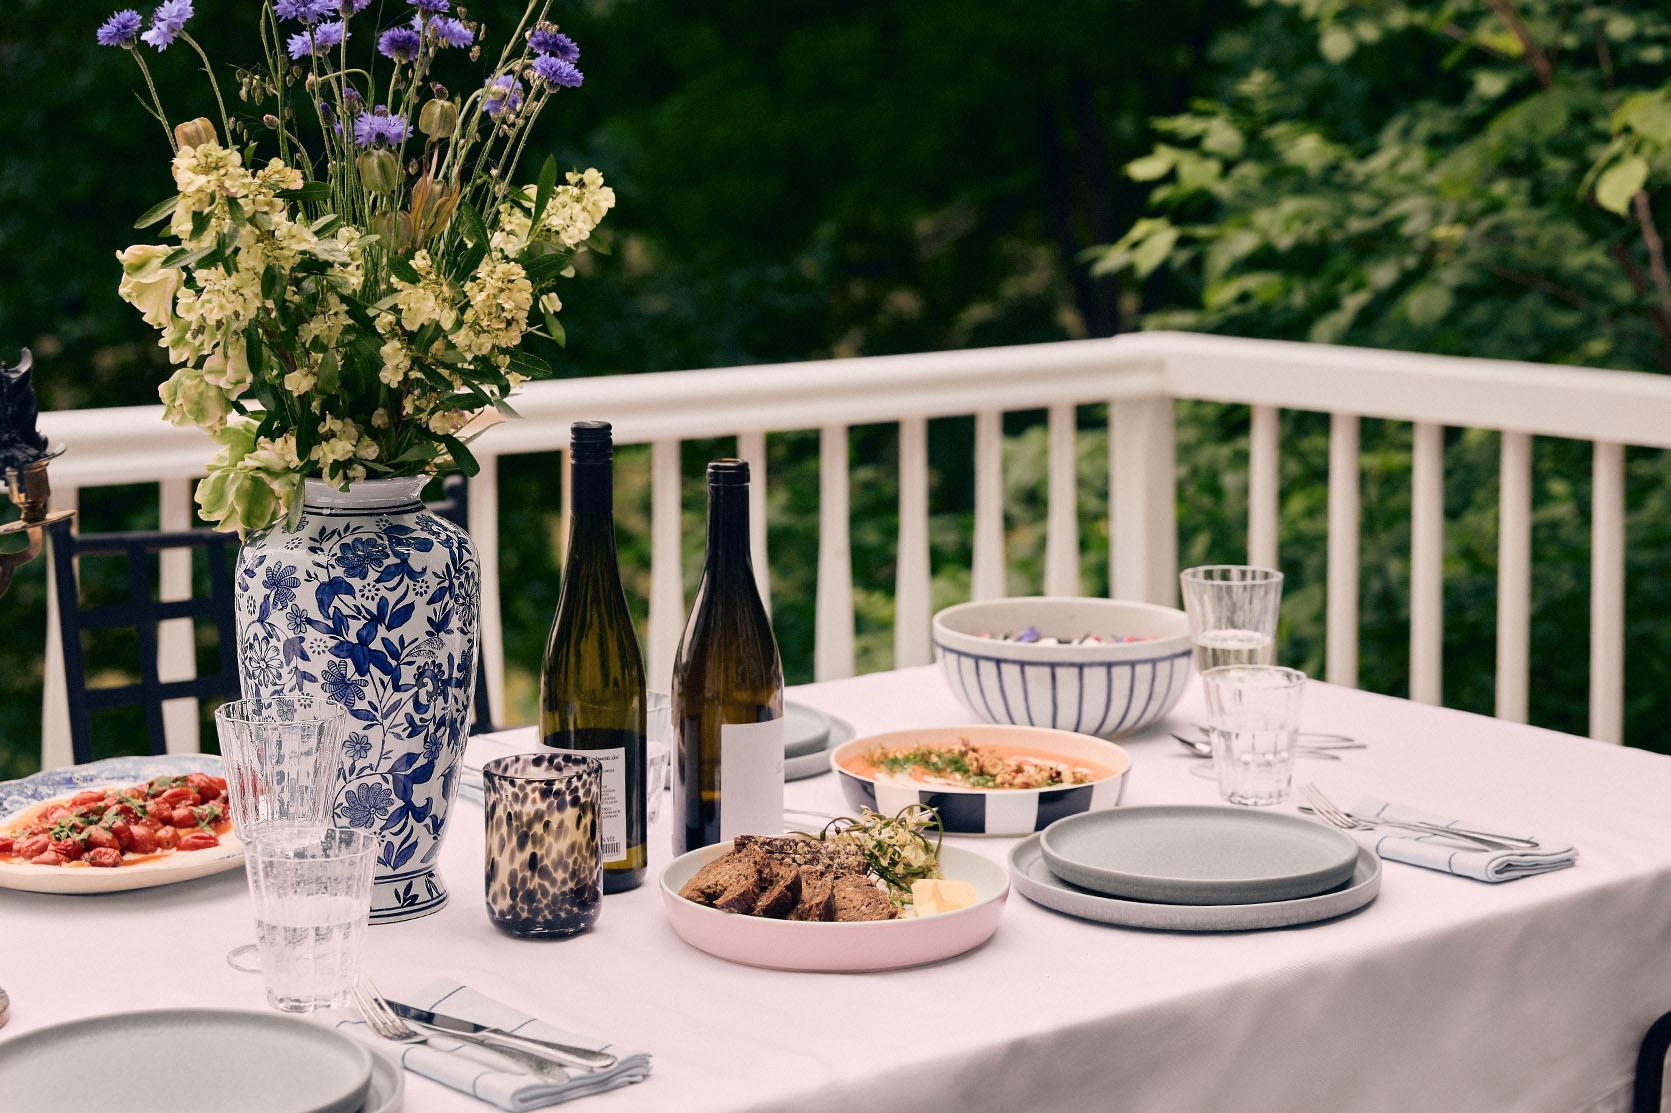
xmin=482 ymin=753 xmax=602 ymax=937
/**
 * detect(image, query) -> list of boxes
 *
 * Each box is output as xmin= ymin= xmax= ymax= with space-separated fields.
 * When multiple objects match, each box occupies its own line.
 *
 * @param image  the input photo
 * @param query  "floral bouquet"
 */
xmin=98 ymin=0 xmax=613 ymax=532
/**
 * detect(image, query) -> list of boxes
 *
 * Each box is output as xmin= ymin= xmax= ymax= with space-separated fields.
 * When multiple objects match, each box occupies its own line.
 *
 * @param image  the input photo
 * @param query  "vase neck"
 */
xmin=301 ymin=476 xmax=428 ymax=513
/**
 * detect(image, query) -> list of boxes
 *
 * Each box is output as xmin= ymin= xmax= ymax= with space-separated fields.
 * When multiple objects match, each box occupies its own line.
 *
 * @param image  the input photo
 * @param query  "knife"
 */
xmin=385 ymin=1000 xmax=618 ymax=1070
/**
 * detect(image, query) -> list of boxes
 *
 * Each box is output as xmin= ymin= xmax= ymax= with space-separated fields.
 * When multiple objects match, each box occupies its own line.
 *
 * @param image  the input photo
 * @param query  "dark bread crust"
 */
xmin=832 ymin=874 xmax=898 ymax=921
xmin=680 ymin=837 xmax=894 ymax=922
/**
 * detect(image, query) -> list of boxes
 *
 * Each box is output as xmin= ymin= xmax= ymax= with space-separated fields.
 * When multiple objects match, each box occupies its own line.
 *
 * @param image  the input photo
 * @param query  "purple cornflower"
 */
xmin=286 ymin=18 xmax=347 ymax=58
xmin=528 ymin=27 xmax=578 ymax=63
xmin=340 ymin=0 xmax=372 ymax=12
xmin=139 ymin=0 xmax=192 ymax=50
xmin=531 ymin=54 xmax=583 ymax=88
xmin=353 ymin=108 xmax=410 ymax=147
xmin=378 ymin=25 xmax=421 ymax=61
xmin=428 ymin=16 xmax=472 ymax=48
xmin=406 ymin=0 xmax=448 ymax=11
xmin=482 ymin=74 xmax=523 ymax=119
xmin=96 ymin=8 xmax=143 ymax=46
xmin=274 ymin=0 xmax=333 ymax=23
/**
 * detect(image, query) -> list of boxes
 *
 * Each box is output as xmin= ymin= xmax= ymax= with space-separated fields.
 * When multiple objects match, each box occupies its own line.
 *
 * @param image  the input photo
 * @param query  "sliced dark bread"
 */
xmin=679 ymin=844 xmax=768 ymax=911
xmin=832 ymin=874 xmax=898 ymax=922
xmin=785 ymin=867 xmax=837 ymax=921
xmin=733 ymin=834 xmax=869 ymax=877
xmin=749 ymin=859 xmax=803 ymax=918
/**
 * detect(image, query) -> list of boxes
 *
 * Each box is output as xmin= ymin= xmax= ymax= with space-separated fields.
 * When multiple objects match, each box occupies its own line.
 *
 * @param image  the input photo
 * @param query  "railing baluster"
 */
xmin=556 ymin=447 xmax=571 ymax=566
xmin=1409 ymin=422 xmax=1445 ymax=705
xmin=1044 ymin=403 xmax=1080 ymax=596
xmin=1590 ymin=440 xmax=1625 ymax=743
xmin=1248 ymin=404 xmax=1280 ymax=570
xmin=468 ymin=454 xmax=505 ymax=728
xmin=972 ymin=409 xmax=1006 ymax=599
xmin=894 ymin=417 xmax=932 ymax=668
xmin=158 ymin=479 xmax=200 ymax=753
xmin=1110 ymin=396 xmax=1177 ymax=605
xmin=647 ymin=439 xmax=684 ymax=692
xmin=815 ymin=425 xmax=855 ymax=681
xmin=1495 ymin=431 xmax=1531 ymax=723
xmin=1326 ymin=413 xmax=1360 ymax=687
xmin=737 ymin=430 xmax=771 ymax=616
xmin=40 ymin=484 xmax=79 ymax=771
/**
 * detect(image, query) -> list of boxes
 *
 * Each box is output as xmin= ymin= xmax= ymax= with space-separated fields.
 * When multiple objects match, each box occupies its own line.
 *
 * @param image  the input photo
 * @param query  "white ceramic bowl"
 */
xmin=831 ymin=724 xmax=1131 ymax=836
xmin=932 ymin=596 xmax=1192 ymax=737
xmin=661 ymin=842 xmax=1008 ymax=972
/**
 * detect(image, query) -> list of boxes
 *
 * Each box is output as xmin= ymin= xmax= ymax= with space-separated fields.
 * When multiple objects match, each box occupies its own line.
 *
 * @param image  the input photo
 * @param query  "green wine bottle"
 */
xmin=540 ymin=420 xmax=647 ymax=892
xmin=672 ymin=459 xmax=785 ymax=855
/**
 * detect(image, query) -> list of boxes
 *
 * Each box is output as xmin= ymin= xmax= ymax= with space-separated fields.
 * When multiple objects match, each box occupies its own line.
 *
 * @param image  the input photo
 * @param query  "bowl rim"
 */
xmin=932 ymin=595 xmax=1191 ymax=660
xmin=828 ymin=723 xmax=1133 ymax=795
xmin=659 ymin=840 xmax=1010 ymax=930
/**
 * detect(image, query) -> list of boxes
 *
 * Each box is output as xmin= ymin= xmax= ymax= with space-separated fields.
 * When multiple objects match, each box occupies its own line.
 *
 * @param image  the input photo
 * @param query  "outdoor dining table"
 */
xmin=7 ymin=664 xmax=1671 ymax=1113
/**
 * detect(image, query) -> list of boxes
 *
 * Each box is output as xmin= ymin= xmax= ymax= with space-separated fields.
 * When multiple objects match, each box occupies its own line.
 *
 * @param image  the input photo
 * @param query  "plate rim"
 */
xmin=1010 ymin=833 xmax=1381 ymax=931
xmin=1037 ymin=804 xmax=1360 ymax=903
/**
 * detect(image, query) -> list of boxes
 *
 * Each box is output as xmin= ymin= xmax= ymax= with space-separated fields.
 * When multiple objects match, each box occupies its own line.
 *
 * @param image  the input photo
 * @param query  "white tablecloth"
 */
xmin=7 ymin=666 xmax=1671 ymax=1113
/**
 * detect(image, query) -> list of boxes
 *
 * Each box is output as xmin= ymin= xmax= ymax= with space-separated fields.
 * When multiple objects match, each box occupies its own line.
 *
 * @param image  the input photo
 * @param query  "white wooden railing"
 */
xmin=35 ymin=332 xmax=1671 ymax=767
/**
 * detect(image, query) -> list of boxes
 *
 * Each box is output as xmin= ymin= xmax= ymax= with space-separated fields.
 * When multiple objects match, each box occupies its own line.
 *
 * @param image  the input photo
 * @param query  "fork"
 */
xmin=352 ymin=978 xmax=574 ymax=1083
xmin=1170 ymin=734 xmax=1345 ymax=760
xmin=1297 ymin=784 xmax=1521 ymax=852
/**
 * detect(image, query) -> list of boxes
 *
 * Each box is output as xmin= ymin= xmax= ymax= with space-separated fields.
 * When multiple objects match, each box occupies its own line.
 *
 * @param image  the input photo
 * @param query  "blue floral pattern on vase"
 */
xmin=233 ymin=476 xmax=479 ymax=924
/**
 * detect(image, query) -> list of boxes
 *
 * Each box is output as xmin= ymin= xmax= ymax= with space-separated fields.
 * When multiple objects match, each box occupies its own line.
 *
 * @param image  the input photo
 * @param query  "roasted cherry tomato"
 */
xmin=158 ymin=786 xmax=200 ymax=808
xmin=49 ymin=838 xmax=85 ymax=861
xmin=154 ymin=826 xmax=180 ymax=850
xmin=186 ymin=773 xmax=224 ymax=802
xmin=30 ymin=851 xmax=64 ymax=866
xmin=16 ymin=833 xmax=50 ymax=859
xmin=85 ymin=826 xmax=119 ymax=851
xmin=177 ymin=831 xmax=220 ymax=852
xmin=169 ymin=806 xmax=199 ymax=828
xmin=126 ymin=825 xmax=158 ymax=854
xmin=0 ymin=836 xmax=13 ymax=856
xmin=71 ymin=790 xmax=105 ymax=807
xmin=85 ymin=846 xmax=122 ymax=868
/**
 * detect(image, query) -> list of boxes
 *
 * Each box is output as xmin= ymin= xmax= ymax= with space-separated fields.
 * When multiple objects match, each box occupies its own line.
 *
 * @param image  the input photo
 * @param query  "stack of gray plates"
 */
xmin=782 ymin=702 xmax=855 ymax=780
xmin=1010 ymin=805 xmax=1380 ymax=931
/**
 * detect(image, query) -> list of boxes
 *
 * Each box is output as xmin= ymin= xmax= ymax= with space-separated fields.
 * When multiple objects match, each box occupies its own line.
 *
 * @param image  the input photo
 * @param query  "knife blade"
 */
xmin=385 ymin=1000 xmax=618 ymax=1070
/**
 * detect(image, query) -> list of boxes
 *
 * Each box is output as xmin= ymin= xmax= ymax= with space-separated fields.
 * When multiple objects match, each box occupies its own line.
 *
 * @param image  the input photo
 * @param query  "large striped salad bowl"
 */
xmin=932 ymin=596 xmax=1193 ymax=738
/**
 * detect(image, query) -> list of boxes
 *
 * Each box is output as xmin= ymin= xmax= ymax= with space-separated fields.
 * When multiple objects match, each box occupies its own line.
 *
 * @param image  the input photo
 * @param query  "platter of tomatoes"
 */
xmin=0 ymin=755 xmax=243 ymax=894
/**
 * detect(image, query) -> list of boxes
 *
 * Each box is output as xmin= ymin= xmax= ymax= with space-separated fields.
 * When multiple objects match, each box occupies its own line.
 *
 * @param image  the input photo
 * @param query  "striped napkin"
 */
xmin=1347 ymin=796 xmax=1577 ymax=882
xmin=334 ymin=979 xmax=651 ymax=1110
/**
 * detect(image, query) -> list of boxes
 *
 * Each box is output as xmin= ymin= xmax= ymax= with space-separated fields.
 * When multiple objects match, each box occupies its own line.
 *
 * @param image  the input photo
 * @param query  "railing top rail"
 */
xmin=37 ymin=332 xmax=1671 ymax=484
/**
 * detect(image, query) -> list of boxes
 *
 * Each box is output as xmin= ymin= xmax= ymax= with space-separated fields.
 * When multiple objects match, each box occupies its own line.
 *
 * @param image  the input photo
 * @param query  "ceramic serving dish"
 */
xmin=831 ymin=723 xmax=1131 ymax=836
xmin=932 ymin=596 xmax=1193 ymax=737
xmin=661 ymin=842 xmax=1009 ymax=972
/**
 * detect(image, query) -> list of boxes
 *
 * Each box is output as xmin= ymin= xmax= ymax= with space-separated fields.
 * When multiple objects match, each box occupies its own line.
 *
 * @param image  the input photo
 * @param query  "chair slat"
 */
xmin=972 ymin=409 xmax=1005 ymax=599
xmin=1495 ymin=431 xmax=1532 ymax=723
xmin=1326 ymin=413 xmax=1360 ymax=687
xmin=894 ymin=417 xmax=932 ymax=668
xmin=1247 ymin=404 xmax=1280 ymax=570
xmin=1409 ymin=422 xmax=1445 ymax=705
xmin=1590 ymin=440 xmax=1625 ymax=743
xmin=815 ymin=424 xmax=855 ymax=681
xmin=1044 ymin=403 xmax=1080 ymax=596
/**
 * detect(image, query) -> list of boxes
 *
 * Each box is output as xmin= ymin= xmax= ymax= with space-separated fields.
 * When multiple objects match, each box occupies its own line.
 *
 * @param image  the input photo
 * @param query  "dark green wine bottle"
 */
xmin=540 ymin=421 xmax=647 ymax=892
xmin=672 ymin=459 xmax=785 ymax=855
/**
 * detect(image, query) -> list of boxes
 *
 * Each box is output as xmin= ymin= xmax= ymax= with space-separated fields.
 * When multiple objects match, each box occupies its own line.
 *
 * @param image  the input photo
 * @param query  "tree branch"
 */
xmin=1486 ymin=0 xmax=1554 ymax=88
xmin=1607 ymin=240 xmax=1671 ymax=350
xmin=1488 ymin=264 xmax=1591 ymax=308
xmin=1584 ymin=0 xmax=1615 ymax=88
xmin=1632 ymin=189 xmax=1671 ymax=317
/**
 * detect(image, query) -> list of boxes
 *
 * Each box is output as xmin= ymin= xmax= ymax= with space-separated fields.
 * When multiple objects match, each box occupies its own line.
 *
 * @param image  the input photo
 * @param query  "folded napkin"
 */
xmin=456 ymin=730 xmax=545 ymax=805
xmin=334 ymin=979 xmax=651 ymax=1111
xmin=1347 ymin=796 xmax=1577 ymax=882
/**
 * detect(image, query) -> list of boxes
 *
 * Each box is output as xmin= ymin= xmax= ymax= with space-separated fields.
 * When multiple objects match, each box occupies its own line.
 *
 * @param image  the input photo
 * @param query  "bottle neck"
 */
xmin=567 ymin=458 xmax=616 ymax=556
xmin=704 ymin=484 xmax=751 ymax=577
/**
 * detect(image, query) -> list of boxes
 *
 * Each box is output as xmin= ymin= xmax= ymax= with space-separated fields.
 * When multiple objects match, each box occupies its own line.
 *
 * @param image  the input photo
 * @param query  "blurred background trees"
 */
xmin=1 ymin=0 xmax=1666 ymax=777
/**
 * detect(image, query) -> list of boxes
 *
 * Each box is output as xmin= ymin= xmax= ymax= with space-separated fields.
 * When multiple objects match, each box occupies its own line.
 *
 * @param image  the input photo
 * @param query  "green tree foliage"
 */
xmin=1094 ymin=0 xmax=1671 ymax=746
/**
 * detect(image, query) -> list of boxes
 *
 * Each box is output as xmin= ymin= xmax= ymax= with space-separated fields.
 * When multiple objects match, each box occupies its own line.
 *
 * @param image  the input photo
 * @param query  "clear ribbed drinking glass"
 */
xmin=1179 ymin=565 xmax=1284 ymax=672
xmin=215 ymin=696 xmax=348 ymax=971
xmin=246 ymin=825 xmax=376 ymax=1013
xmin=1202 ymin=665 xmax=1307 ymax=806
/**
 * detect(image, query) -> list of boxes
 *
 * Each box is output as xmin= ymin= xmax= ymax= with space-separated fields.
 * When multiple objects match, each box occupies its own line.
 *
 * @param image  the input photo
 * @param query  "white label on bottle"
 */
xmin=719 ymin=717 xmax=785 ymax=839
xmin=548 ymin=746 xmax=627 ymax=861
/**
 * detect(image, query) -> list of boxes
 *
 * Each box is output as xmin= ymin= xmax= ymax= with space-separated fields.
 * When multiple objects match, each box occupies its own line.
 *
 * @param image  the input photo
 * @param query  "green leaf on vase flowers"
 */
xmin=386 ymin=255 xmax=421 ymax=285
xmin=133 ymin=196 xmax=178 ymax=230
xmin=503 ymin=348 xmax=552 ymax=377
xmin=278 ymin=182 xmax=331 ymax=203
xmin=532 ymin=155 xmax=557 ymax=229
xmin=494 ymin=397 xmax=522 ymax=419
xmin=437 ymin=434 xmax=480 ymax=476
xmin=316 ymin=350 xmax=340 ymax=393
xmin=454 ymin=239 xmax=488 ymax=282
xmin=261 ymin=265 xmax=283 ymax=303
xmin=190 ymin=209 xmax=212 ymax=242
xmin=160 ymin=243 xmax=215 ymax=270
xmin=523 ymin=252 xmax=572 ymax=285
xmin=456 ymin=199 xmax=489 ymax=247
xmin=543 ymin=310 xmax=566 ymax=349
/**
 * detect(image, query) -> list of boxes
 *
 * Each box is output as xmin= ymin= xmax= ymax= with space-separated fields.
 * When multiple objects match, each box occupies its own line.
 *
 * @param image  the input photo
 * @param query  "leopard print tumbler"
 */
xmin=482 ymin=753 xmax=602 ymax=937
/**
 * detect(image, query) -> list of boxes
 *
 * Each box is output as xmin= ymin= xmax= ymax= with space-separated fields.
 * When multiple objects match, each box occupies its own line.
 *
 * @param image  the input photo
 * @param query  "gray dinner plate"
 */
xmin=785 ymin=714 xmax=856 ymax=780
xmin=1012 ymin=835 xmax=1380 ymax=931
xmin=783 ymin=701 xmax=834 ymax=758
xmin=1039 ymin=805 xmax=1360 ymax=905
xmin=0 ymin=1008 xmax=374 ymax=1113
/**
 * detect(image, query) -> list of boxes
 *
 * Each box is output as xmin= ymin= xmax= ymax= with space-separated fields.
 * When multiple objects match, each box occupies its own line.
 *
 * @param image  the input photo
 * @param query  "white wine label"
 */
xmin=719 ymin=717 xmax=785 ymax=839
xmin=548 ymin=746 xmax=627 ymax=861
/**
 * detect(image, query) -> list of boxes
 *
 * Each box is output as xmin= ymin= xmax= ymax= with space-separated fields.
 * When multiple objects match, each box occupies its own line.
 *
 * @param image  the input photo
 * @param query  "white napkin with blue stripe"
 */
xmin=1347 ymin=797 xmax=1577 ymax=882
xmin=334 ymin=979 xmax=651 ymax=1110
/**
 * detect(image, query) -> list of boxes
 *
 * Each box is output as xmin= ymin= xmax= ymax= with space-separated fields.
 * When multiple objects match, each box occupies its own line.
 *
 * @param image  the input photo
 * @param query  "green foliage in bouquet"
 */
xmin=97 ymin=0 xmax=612 ymax=532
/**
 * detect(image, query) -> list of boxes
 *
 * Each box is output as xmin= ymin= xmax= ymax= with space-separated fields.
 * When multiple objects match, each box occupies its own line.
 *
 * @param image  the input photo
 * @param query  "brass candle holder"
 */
xmin=0 ymin=349 xmax=73 ymax=599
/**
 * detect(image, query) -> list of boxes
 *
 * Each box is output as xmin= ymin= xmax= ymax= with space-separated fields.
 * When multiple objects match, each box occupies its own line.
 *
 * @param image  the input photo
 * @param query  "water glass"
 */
xmin=1202 ymin=665 xmax=1306 ymax=806
xmin=245 ymin=825 xmax=376 ymax=1013
xmin=483 ymin=753 xmax=602 ymax=938
xmin=1180 ymin=565 xmax=1284 ymax=672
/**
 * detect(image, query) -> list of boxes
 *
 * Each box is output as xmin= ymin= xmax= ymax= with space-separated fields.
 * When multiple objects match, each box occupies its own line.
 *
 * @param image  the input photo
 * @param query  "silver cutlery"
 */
xmin=1193 ymin=723 xmax=1358 ymax=744
xmin=1298 ymin=785 xmax=1531 ymax=852
xmin=384 ymin=996 xmax=617 ymax=1071
xmin=353 ymin=980 xmax=576 ymax=1081
xmin=1170 ymin=734 xmax=1349 ymax=761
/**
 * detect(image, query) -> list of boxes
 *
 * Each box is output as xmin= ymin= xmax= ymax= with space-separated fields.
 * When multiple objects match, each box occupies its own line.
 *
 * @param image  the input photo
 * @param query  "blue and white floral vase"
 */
xmin=233 ymin=476 xmax=480 ymax=924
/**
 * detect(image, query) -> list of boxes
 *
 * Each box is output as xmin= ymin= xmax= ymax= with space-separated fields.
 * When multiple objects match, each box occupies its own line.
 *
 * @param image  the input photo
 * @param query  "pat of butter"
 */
xmin=910 ymin=878 xmax=978 ymax=916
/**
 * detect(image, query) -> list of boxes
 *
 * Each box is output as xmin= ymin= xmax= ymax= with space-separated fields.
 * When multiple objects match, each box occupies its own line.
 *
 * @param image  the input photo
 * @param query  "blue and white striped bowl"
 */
xmin=932 ymin=596 xmax=1193 ymax=738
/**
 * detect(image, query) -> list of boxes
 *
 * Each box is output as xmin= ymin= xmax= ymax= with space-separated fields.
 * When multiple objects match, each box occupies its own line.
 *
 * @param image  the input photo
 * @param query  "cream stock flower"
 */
xmin=378 ymin=338 xmax=412 ymax=386
xmin=455 ymin=254 xmax=532 ymax=356
xmin=391 ymin=251 xmax=457 ymax=332
xmin=116 ymin=245 xmax=183 ymax=329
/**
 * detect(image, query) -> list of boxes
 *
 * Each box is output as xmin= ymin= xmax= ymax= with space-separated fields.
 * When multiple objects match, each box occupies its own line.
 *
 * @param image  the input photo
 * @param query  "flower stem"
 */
xmin=130 ymin=50 xmax=178 ymax=153
xmin=180 ymin=33 xmax=232 ymax=142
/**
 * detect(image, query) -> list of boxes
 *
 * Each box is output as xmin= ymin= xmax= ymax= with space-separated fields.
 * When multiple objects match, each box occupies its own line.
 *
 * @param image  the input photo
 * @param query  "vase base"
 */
xmin=369 ymin=866 xmax=449 ymax=924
